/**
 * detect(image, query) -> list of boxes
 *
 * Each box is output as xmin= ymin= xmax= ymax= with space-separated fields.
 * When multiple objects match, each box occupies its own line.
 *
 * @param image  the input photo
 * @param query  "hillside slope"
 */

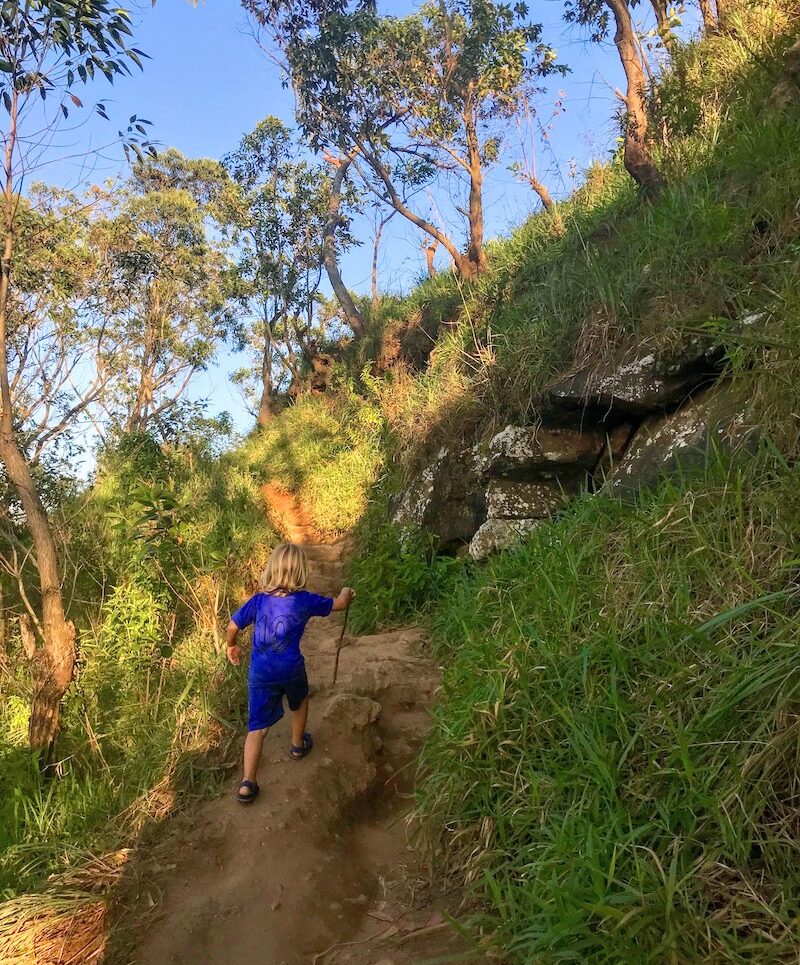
xmin=250 ymin=5 xmax=800 ymax=960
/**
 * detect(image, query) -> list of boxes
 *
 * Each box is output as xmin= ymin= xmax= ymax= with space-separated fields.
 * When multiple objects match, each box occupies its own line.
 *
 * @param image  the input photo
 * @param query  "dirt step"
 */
xmin=303 ymin=542 xmax=349 ymax=564
xmin=117 ymin=612 xmax=479 ymax=965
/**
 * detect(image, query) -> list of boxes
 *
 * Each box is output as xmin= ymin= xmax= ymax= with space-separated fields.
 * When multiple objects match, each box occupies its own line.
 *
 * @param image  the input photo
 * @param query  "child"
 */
xmin=226 ymin=542 xmax=355 ymax=805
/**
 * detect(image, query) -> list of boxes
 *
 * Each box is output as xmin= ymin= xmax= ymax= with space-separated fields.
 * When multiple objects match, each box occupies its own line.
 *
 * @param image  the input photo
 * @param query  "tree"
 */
xmin=0 ymin=0 xmax=151 ymax=757
xmin=246 ymin=0 xmax=564 ymax=280
xmin=697 ymin=0 xmax=718 ymax=33
xmin=321 ymin=152 xmax=366 ymax=337
xmin=224 ymin=119 xmax=343 ymax=422
xmin=90 ymin=151 xmax=240 ymax=436
xmin=510 ymin=91 xmax=565 ymax=229
xmin=370 ymin=208 xmax=396 ymax=307
xmin=566 ymin=0 xmax=665 ymax=198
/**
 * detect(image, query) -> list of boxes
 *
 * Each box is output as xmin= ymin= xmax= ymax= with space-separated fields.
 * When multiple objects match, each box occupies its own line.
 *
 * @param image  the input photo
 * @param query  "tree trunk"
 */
xmin=257 ymin=316 xmax=274 ymax=427
xmin=356 ymin=138 xmax=474 ymax=281
xmin=371 ymin=216 xmax=387 ymax=309
xmin=527 ymin=175 xmax=566 ymax=233
xmin=1 ymin=89 xmax=75 ymax=760
xmin=464 ymin=105 xmax=486 ymax=277
xmin=0 ymin=577 xmax=7 ymax=657
xmin=606 ymin=0 xmax=666 ymax=199
xmin=0 ymin=420 xmax=76 ymax=759
xmin=258 ymin=338 xmax=273 ymax=426
xmin=714 ymin=0 xmax=732 ymax=32
xmin=649 ymin=0 xmax=672 ymax=45
xmin=323 ymin=157 xmax=367 ymax=338
xmin=127 ymin=298 xmax=159 ymax=432
xmin=530 ymin=174 xmax=555 ymax=213
xmin=422 ymin=239 xmax=439 ymax=278
xmin=697 ymin=0 xmax=717 ymax=32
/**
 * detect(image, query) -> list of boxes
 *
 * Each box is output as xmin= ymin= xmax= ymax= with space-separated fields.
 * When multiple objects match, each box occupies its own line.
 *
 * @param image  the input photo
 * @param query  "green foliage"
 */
xmin=241 ymin=391 xmax=384 ymax=537
xmin=0 ymin=0 xmax=147 ymax=123
xmin=413 ymin=460 xmax=800 ymax=961
xmin=90 ymin=156 xmax=241 ymax=433
xmin=222 ymin=118 xmax=351 ymax=413
xmin=347 ymin=523 xmax=460 ymax=633
xmin=325 ymin=7 xmax=800 ymax=960
xmin=352 ymin=3 xmax=800 ymax=459
xmin=0 ymin=430 xmax=274 ymax=897
xmin=249 ymin=0 xmax=565 ymax=275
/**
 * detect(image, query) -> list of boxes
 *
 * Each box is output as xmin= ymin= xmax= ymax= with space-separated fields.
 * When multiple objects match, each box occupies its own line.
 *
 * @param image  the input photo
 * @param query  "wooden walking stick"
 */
xmin=332 ymin=604 xmax=350 ymax=687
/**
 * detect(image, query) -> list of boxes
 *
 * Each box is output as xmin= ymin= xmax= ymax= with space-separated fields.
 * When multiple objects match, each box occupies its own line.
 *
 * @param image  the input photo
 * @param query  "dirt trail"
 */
xmin=122 ymin=488 xmax=481 ymax=965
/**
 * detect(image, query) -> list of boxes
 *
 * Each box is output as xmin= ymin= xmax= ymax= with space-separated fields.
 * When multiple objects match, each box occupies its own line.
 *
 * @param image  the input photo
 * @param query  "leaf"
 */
xmin=70 ymin=93 xmax=83 ymax=107
xmin=0 ymin=59 xmax=12 ymax=73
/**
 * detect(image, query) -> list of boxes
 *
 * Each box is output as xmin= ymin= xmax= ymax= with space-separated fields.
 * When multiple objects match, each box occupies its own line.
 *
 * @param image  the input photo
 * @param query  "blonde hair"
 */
xmin=259 ymin=543 xmax=308 ymax=595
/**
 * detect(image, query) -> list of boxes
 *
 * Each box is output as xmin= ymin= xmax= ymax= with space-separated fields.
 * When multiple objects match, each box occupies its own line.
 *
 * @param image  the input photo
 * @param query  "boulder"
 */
xmin=486 ymin=478 xmax=580 ymax=519
xmin=323 ymin=694 xmax=383 ymax=758
xmin=391 ymin=446 xmax=486 ymax=550
xmin=609 ymin=382 xmax=757 ymax=492
xmin=485 ymin=424 xmax=606 ymax=476
xmin=547 ymin=339 xmax=721 ymax=418
xmin=468 ymin=518 xmax=542 ymax=561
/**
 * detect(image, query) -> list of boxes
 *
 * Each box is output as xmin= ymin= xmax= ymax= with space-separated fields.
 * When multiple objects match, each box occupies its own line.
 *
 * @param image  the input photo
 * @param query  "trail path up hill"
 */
xmin=123 ymin=486 xmax=481 ymax=965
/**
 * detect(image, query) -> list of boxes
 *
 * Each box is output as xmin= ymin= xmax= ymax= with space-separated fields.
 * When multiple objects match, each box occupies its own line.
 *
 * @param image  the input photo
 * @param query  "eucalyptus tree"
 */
xmin=0 ymin=187 xmax=108 ymax=684
xmin=224 ymin=118 xmax=349 ymax=422
xmin=565 ymin=0 xmax=665 ymax=198
xmin=0 ymin=0 xmax=152 ymax=756
xmin=90 ymin=151 xmax=240 ymax=436
xmin=246 ymin=0 xmax=564 ymax=281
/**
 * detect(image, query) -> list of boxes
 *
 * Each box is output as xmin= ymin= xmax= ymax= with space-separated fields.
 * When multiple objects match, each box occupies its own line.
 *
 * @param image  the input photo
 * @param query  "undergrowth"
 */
xmin=0 ymin=433 xmax=270 ymax=904
xmin=240 ymin=390 xmax=385 ymax=538
xmin=413 ymin=458 xmax=800 ymax=961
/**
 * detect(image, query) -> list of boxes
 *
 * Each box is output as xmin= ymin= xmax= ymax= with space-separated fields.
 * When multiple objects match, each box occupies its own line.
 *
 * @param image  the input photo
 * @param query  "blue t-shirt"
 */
xmin=231 ymin=590 xmax=333 ymax=681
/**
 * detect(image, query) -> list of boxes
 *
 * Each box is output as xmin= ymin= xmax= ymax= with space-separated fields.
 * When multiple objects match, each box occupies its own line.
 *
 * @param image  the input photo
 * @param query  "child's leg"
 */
xmin=290 ymin=695 xmax=309 ymax=749
xmin=242 ymin=727 xmax=269 ymax=792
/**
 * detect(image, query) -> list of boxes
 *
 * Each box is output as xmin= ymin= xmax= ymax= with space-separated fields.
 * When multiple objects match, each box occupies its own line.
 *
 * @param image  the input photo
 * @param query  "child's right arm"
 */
xmin=332 ymin=586 xmax=355 ymax=612
xmin=226 ymin=595 xmax=258 ymax=665
xmin=226 ymin=620 xmax=242 ymax=665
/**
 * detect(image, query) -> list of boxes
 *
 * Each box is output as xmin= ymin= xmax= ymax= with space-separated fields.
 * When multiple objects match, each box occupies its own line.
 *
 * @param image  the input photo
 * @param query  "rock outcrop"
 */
xmin=484 ymin=424 xmax=606 ymax=474
xmin=546 ymin=338 xmax=721 ymax=418
xmin=469 ymin=518 xmax=542 ymax=560
xmin=392 ymin=332 xmax=755 ymax=561
xmin=610 ymin=381 xmax=756 ymax=492
xmin=391 ymin=446 xmax=486 ymax=552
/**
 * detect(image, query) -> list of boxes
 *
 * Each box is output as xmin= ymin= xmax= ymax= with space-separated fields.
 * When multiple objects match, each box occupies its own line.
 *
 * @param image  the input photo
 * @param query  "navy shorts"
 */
xmin=248 ymin=668 xmax=309 ymax=731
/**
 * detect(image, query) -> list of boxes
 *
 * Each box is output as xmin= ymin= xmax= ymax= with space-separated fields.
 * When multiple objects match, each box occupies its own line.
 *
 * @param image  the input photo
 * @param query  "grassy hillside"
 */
xmin=258 ymin=3 xmax=800 ymax=958
xmin=415 ymin=459 xmax=800 ymax=961
xmin=337 ymin=0 xmax=800 ymax=475
xmin=2 ymin=0 xmax=797 ymax=959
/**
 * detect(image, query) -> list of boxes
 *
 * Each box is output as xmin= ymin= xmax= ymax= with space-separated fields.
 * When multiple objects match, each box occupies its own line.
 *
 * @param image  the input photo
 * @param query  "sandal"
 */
xmin=236 ymin=780 xmax=260 ymax=804
xmin=290 ymin=733 xmax=314 ymax=760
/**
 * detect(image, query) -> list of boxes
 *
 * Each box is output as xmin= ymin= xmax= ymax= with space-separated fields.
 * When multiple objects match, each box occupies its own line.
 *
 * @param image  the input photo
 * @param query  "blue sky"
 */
xmin=38 ymin=0 xmax=644 ymax=433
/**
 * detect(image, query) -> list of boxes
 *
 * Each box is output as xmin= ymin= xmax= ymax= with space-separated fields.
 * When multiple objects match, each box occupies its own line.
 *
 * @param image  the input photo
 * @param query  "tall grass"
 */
xmin=0 ymin=436 xmax=266 ymax=907
xmin=414 ymin=459 xmax=800 ymax=961
xmin=240 ymin=389 xmax=385 ymax=537
xmin=353 ymin=1 xmax=800 ymax=467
